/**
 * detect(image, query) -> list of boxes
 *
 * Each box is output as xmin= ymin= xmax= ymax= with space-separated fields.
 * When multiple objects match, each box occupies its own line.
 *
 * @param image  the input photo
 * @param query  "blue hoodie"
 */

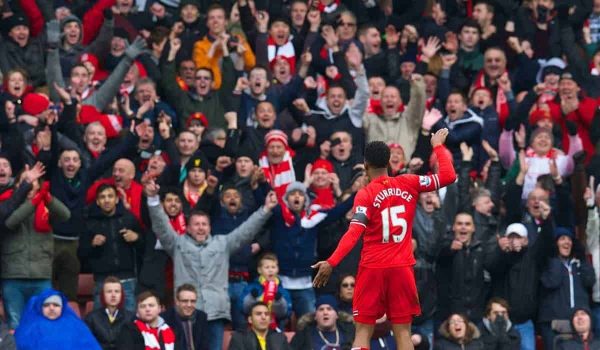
xmin=15 ymin=289 xmax=101 ymax=350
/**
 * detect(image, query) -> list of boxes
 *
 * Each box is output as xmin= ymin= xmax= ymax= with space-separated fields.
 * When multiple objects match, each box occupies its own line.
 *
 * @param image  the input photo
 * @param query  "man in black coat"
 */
xmin=161 ymin=283 xmax=209 ymax=350
xmin=229 ymin=302 xmax=291 ymax=350
xmin=85 ymin=277 xmax=135 ymax=350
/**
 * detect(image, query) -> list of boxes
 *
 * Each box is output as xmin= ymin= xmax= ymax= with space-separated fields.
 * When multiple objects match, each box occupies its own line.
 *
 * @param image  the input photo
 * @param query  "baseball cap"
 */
xmin=505 ymin=223 xmax=528 ymax=238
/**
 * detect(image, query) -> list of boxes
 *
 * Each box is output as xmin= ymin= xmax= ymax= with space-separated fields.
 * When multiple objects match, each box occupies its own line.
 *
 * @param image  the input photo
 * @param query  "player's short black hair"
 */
xmin=364 ymin=141 xmax=390 ymax=169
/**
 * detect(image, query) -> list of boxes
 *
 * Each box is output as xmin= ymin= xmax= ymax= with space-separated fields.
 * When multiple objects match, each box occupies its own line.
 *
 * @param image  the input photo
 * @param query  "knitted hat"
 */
xmin=536 ymin=57 xmax=566 ymax=83
xmin=554 ymin=226 xmax=575 ymax=240
xmin=22 ymin=93 xmax=50 ymax=115
xmin=529 ymin=107 xmax=552 ymax=125
xmin=60 ymin=14 xmax=82 ymax=32
xmin=236 ymin=147 xmax=257 ymax=164
xmin=186 ymin=112 xmax=209 ymax=128
xmin=315 ymin=295 xmax=338 ymax=312
xmin=312 ymin=159 xmax=334 ymax=174
xmin=284 ymin=181 xmax=310 ymax=208
xmin=186 ymin=155 xmax=208 ymax=172
xmin=1 ymin=15 xmax=28 ymax=35
xmin=43 ymin=294 xmax=63 ymax=307
xmin=264 ymin=130 xmax=288 ymax=148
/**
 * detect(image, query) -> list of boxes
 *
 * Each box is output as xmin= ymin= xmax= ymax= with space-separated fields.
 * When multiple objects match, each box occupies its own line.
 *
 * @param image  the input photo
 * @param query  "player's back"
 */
xmin=356 ymin=175 xmax=423 ymax=268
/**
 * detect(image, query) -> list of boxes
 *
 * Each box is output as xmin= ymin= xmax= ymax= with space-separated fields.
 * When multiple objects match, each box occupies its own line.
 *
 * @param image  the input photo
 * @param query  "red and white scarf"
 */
xmin=318 ymin=0 xmax=340 ymax=13
xmin=473 ymin=70 xmax=509 ymax=128
xmin=267 ymin=36 xmax=296 ymax=74
xmin=258 ymin=150 xmax=296 ymax=200
xmin=134 ymin=319 xmax=175 ymax=350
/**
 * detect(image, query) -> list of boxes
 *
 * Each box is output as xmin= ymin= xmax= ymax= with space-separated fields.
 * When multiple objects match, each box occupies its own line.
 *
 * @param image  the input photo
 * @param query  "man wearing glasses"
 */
xmin=162 ymin=283 xmax=209 ymax=350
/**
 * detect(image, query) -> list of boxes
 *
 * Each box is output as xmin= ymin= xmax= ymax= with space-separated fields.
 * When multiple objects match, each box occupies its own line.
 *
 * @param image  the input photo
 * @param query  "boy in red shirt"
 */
xmin=313 ymin=128 xmax=456 ymax=349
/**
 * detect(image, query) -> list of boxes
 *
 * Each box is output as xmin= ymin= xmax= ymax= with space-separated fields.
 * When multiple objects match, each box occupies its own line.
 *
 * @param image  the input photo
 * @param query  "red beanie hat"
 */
xmin=312 ymin=158 xmax=334 ymax=173
xmin=22 ymin=93 xmax=49 ymax=115
xmin=529 ymin=107 xmax=552 ymax=125
xmin=264 ymin=130 xmax=288 ymax=148
xmin=186 ymin=112 xmax=208 ymax=128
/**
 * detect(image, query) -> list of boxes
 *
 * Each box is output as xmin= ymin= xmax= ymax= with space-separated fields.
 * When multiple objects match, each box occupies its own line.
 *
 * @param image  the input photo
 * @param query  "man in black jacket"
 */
xmin=78 ymin=183 xmax=144 ymax=312
xmin=436 ymin=212 xmax=486 ymax=322
xmin=162 ymin=283 xmax=209 ymax=350
xmin=229 ymin=301 xmax=291 ymax=350
xmin=85 ymin=276 xmax=135 ymax=350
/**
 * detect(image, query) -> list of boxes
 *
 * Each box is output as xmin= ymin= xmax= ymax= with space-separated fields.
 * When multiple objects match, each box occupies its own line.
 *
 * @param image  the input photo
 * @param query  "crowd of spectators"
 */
xmin=1 ymin=0 xmax=600 ymax=349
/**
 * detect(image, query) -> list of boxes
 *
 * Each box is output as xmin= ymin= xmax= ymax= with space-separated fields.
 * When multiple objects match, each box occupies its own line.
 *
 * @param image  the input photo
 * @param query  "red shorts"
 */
xmin=352 ymin=265 xmax=421 ymax=325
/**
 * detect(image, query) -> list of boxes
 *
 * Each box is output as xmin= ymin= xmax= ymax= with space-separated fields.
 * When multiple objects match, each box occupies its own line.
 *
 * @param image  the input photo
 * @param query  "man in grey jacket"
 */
xmin=144 ymin=178 xmax=278 ymax=350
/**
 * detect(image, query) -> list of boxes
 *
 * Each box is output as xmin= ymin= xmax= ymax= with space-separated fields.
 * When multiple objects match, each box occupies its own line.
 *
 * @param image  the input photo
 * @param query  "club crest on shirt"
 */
xmin=419 ymin=176 xmax=431 ymax=187
xmin=355 ymin=206 xmax=367 ymax=214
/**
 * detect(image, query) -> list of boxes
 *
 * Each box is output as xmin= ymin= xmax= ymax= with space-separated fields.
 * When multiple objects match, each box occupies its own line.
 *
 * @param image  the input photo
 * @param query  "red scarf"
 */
xmin=31 ymin=181 xmax=51 ymax=233
xmin=260 ymin=277 xmax=279 ymax=330
xmin=258 ymin=150 xmax=296 ymax=200
xmin=133 ymin=319 xmax=175 ymax=350
xmin=473 ymin=70 xmax=509 ymax=128
xmin=318 ymin=0 xmax=340 ymax=13
xmin=0 ymin=188 xmax=12 ymax=202
xmin=310 ymin=186 xmax=335 ymax=209
xmin=169 ymin=212 xmax=186 ymax=235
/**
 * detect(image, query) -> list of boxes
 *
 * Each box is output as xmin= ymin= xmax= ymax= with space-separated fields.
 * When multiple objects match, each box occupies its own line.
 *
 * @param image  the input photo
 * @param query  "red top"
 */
xmin=327 ymin=145 xmax=457 ymax=268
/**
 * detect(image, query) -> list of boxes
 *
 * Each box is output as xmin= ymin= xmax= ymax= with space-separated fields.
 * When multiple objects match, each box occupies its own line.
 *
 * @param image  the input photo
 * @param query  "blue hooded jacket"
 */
xmin=15 ymin=288 xmax=101 ymax=350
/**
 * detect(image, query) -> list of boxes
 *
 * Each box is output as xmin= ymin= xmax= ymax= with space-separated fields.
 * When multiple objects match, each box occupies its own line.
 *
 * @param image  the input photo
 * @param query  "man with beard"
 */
xmin=230 ymin=302 xmax=292 ymax=350
xmin=85 ymin=277 xmax=136 ymax=349
xmin=162 ymin=36 xmax=236 ymax=129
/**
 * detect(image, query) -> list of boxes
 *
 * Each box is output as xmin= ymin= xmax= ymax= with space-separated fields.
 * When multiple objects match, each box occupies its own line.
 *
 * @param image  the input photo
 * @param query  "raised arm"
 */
xmin=144 ymin=179 xmax=177 ymax=255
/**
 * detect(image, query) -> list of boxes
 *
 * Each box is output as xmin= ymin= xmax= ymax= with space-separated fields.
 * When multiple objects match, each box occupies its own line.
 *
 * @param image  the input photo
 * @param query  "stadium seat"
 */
xmin=78 ymin=274 xmax=95 ymax=299
xmin=285 ymin=331 xmax=295 ymax=343
xmin=222 ymin=330 xmax=232 ymax=350
xmin=68 ymin=301 xmax=81 ymax=318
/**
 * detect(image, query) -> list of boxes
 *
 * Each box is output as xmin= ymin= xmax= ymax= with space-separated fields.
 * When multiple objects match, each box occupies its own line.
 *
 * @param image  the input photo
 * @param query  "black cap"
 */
xmin=185 ymin=155 xmax=209 ymax=172
xmin=1 ymin=15 xmax=29 ymax=35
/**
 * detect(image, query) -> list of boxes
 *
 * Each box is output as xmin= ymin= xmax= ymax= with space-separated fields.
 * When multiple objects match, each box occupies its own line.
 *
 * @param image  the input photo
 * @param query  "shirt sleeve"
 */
xmin=403 ymin=145 xmax=457 ymax=193
xmin=350 ymin=188 xmax=371 ymax=227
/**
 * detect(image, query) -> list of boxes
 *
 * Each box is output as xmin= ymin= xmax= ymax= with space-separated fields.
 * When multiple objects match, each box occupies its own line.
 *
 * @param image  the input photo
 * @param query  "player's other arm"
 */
xmin=313 ymin=190 xmax=369 ymax=288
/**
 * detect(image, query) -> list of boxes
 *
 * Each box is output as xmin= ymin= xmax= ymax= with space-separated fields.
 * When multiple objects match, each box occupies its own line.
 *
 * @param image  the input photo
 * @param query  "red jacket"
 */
xmin=82 ymin=0 xmax=115 ymax=45
xmin=547 ymin=96 xmax=597 ymax=162
xmin=19 ymin=0 xmax=44 ymax=37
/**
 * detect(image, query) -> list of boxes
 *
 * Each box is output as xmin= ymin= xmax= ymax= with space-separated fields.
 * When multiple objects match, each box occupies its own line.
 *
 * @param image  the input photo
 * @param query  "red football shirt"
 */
xmin=327 ymin=145 xmax=456 ymax=268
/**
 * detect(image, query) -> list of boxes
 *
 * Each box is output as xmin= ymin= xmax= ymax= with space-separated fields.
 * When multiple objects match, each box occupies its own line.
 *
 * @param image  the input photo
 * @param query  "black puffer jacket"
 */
xmin=85 ymin=308 xmax=135 ymax=350
xmin=436 ymin=236 xmax=487 ymax=321
xmin=78 ymin=202 xmax=144 ymax=279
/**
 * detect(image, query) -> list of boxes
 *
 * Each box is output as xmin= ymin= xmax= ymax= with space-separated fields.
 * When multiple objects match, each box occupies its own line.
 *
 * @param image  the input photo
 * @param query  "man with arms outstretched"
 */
xmin=313 ymin=128 xmax=456 ymax=350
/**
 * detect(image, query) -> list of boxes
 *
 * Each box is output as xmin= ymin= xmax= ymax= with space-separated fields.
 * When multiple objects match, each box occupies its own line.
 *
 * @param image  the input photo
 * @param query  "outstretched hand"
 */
xmin=312 ymin=261 xmax=332 ymax=288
